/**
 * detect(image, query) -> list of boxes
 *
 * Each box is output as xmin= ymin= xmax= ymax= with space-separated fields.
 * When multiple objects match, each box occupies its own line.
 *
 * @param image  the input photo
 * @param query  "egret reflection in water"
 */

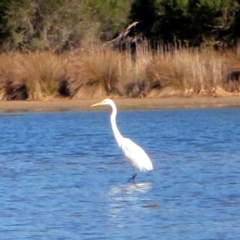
xmin=110 ymin=182 xmax=152 ymax=196
xmin=108 ymin=181 xmax=159 ymax=236
xmin=109 ymin=182 xmax=156 ymax=211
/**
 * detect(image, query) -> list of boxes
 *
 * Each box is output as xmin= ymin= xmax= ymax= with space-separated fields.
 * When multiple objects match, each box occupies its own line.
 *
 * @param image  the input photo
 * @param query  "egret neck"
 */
xmin=110 ymin=102 xmax=123 ymax=147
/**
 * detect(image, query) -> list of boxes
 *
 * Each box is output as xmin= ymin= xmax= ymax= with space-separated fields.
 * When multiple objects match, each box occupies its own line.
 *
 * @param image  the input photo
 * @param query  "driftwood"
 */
xmin=104 ymin=22 xmax=145 ymax=58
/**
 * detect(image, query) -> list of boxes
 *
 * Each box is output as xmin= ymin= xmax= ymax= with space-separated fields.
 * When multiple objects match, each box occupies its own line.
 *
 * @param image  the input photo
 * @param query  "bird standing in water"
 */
xmin=91 ymin=98 xmax=153 ymax=182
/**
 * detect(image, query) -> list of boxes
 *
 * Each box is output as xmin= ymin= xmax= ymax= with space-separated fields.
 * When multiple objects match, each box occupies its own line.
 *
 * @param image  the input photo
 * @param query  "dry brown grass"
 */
xmin=0 ymin=51 xmax=64 ymax=100
xmin=64 ymin=47 xmax=121 ymax=99
xmin=146 ymin=47 xmax=231 ymax=97
xmin=0 ymin=44 xmax=239 ymax=100
xmin=115 ymin=47 xmax=151 ymax=97
xmin=64 ymin=46 xmax=152 ymax=98
xmin=19 ymin=51 xmax=65 ymax=99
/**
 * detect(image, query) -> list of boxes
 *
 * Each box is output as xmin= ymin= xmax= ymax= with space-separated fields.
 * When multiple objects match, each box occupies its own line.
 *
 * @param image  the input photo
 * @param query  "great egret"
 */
xmin=91 ymin=98 xmax=153 ymax=182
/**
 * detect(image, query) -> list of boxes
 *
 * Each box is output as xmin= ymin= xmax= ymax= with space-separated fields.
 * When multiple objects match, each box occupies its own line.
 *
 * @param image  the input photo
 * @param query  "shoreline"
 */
xmin=0 ymin=96 xmax=240 ymax=112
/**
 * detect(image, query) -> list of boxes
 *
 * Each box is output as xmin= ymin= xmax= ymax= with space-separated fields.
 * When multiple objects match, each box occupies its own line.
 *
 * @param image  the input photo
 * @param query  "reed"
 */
xmin=64 ymin=45 xmax=153 ymax=98
xmin=0 ymin=44 xmax=238 ymax=100
xmin=0 ymin=53 xmax=13 ymax=99
xmin=118 ymin=47 xmax=152 ymax=97
xmin=146 ymin=47 xmax=229 ymax=97
xmin=19 ymin=51 xmax=65 ymax=99
xmin=0 ymin=51 xmax=64 ymax=100
xmin=64 ymin=47 xmax=121 ymax=98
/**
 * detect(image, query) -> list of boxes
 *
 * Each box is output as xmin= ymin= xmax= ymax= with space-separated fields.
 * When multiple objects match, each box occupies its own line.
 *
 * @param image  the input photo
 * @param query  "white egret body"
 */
xmin=91 ymin=98 xmax=153 ymax=182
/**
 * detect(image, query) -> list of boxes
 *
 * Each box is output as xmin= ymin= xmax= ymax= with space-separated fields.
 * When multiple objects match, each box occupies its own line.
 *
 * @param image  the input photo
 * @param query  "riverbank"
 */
xmin=0 ymin=96 xmax=240 ymax=112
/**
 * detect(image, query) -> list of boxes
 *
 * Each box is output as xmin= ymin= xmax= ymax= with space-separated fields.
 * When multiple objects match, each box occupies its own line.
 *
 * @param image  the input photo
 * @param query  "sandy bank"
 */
xmin=0 ymin=96 xmax=239 ymax=112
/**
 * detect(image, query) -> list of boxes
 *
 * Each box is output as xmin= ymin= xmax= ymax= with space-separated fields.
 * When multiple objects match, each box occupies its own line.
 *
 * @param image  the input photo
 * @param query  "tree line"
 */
xmin=0 ymin=0 xmax=240 ymax=52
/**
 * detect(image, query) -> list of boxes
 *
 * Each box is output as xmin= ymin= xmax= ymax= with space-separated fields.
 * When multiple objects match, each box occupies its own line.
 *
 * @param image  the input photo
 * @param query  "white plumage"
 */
xmin=120 ymin=138 xmax=153 ymax=172
xmin=91 ymin=98 xmax=153 ymax=182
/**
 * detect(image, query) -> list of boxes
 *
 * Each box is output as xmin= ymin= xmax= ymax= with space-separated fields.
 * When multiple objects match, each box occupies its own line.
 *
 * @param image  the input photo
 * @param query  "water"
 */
xmin=0 ymin=107 xmax=240 ymax=239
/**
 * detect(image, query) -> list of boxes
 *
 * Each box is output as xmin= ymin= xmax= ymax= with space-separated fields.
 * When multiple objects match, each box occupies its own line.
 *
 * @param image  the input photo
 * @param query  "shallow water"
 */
xmin=0 ymin=108 xmax=240 ymax=239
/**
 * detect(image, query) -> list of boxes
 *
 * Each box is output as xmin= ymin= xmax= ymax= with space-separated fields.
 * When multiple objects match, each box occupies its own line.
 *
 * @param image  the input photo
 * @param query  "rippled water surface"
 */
xmin=0 ymin=107 xmax=240 ymax=239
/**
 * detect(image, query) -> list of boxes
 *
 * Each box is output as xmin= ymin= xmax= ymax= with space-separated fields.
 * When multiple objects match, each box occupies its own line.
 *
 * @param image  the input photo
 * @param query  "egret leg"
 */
xmin=127 ymin=167 xmax=137 ymax=183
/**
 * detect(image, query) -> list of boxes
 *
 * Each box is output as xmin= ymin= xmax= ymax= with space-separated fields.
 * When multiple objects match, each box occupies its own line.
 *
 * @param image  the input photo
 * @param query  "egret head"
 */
xmin=91 ymin=98 xmax=113 ymax=107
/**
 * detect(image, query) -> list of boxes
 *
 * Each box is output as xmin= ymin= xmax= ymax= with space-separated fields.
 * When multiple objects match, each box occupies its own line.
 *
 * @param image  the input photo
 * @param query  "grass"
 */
xmin=0 ymin=44 xmax=239 ymax=100
xmin=64 ymin=48 xmax=121 ymax=98
xmin=146 ymin=47 xmax=228 ymax=96
xmin=0 ymin=51 xmax=64 ymax=100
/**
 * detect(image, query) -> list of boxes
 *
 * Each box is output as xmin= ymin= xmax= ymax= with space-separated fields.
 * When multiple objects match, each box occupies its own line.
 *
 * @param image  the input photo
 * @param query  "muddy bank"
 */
xmin=0 ymin=96 xmax=239 ymax=113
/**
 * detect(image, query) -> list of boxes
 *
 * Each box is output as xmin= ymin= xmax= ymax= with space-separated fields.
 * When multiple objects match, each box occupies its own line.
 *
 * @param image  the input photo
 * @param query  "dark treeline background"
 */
xmin=0 ymin=0 xmax=240 ymax=52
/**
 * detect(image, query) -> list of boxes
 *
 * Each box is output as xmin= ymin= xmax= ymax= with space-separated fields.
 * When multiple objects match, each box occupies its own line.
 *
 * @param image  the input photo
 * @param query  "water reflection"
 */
xmin=108 ymin=182 xmax=155 ymax=216
xmin=110 ymin=182 xmax=152 ymax=197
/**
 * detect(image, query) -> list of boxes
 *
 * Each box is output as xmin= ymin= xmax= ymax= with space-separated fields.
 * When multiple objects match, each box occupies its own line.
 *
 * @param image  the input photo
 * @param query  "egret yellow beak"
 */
xmin=91 ymin=101 xmax=103 ymax=107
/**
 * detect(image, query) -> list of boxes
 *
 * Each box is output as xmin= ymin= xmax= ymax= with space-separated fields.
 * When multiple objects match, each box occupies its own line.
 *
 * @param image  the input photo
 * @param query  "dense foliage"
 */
xmin=129 ymin=0 xmax=240 ymax=48
xmin=0 ymin=0 xmax=240 ymax=52
xmin=0 ymin=0 xmax=130 ymax=52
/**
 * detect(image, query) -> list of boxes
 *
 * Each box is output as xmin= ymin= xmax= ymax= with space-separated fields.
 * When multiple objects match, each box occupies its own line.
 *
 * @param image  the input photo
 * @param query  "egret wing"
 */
xmin=120 ymin=138 xmax=153 ymax=171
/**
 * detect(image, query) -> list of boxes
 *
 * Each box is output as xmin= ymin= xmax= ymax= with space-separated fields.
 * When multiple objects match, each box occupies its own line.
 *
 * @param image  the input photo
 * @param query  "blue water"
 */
xmin=0 ymin=107 xmax=240 ymax=239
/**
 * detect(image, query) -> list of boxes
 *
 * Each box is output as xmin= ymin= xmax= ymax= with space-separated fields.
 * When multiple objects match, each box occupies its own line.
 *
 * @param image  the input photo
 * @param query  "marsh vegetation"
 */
xmin=0 ymin=45 xmax=240 ymax=100
xmin=0 ymin=0 xmax=240 ymax=100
